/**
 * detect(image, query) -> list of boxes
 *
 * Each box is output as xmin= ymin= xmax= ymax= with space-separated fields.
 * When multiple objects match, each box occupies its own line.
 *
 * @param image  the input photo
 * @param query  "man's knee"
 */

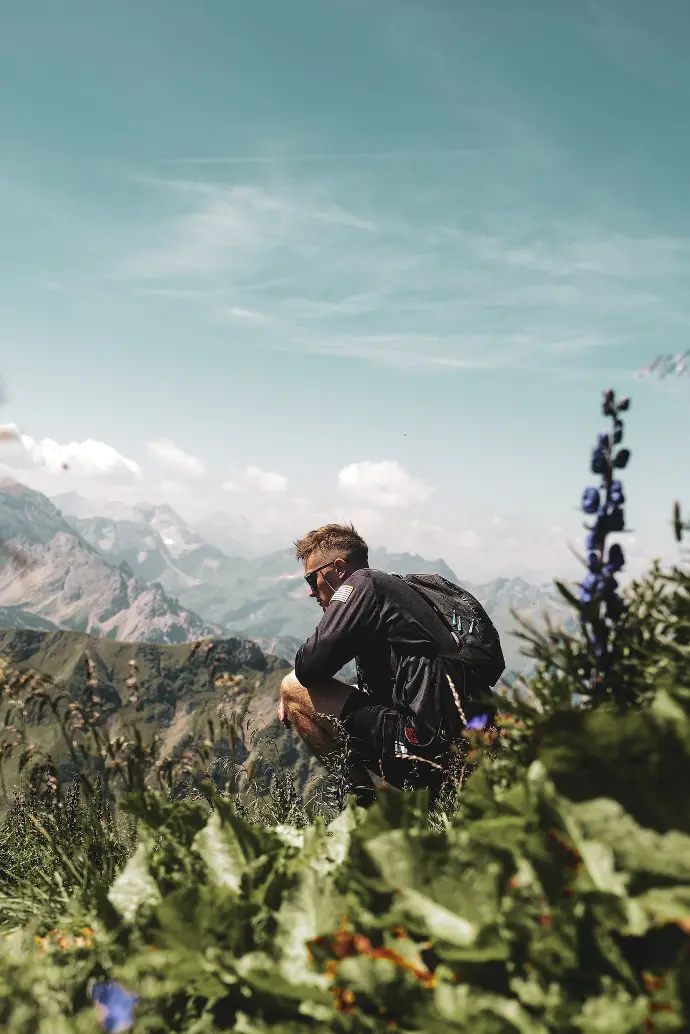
xmin=280 ymin=670 xmax=304 ymax=708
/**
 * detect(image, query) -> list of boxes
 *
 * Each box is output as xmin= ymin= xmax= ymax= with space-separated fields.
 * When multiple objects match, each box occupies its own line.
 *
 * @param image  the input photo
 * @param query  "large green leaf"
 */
xmin=192 ymin=810 xmax=250 ymax=893
xmin=571 ymin=798 xmax=690 ymax=882
xmin=108 ymin=838 xmax=161 ymax=923
xmin=272 ymin=866 xmax=341 ymax=991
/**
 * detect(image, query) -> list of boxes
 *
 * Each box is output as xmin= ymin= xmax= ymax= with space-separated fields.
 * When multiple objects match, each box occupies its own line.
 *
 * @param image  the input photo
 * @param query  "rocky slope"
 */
xmin=0 ymin=481 xmax=220 ymax=644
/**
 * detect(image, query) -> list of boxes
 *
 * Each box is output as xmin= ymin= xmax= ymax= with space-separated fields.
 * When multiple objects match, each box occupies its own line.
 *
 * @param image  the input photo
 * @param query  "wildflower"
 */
xmin=466 ymin=713 xmax=489 ymax=731
xmin=609 ymin=480 xmax=625 ymax=506
xmin=91 ymin=982 xmax=139 ymax=1033
xmin=577 ymin=389 xmax=632 ymax=683
xmin=581 ymin=487 xmax=600 ymax=514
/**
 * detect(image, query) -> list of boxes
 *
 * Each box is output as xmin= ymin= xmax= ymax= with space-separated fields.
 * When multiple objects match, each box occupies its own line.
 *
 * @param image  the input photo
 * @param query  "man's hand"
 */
xmin=278 ymin=696 xmax=291 ymax=728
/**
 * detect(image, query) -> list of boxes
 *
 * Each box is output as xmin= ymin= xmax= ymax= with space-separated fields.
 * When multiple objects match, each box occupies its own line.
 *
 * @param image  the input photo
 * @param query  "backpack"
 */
xmin=392 ymin=573 xmax=505 ymax=732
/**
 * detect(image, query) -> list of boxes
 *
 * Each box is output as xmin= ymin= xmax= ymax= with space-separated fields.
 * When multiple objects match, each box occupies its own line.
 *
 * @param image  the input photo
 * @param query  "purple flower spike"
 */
xmin=466 ymin=713 xmax=489 ymax=731
xmin=91 ymin=983 xmax=139 ymax=1034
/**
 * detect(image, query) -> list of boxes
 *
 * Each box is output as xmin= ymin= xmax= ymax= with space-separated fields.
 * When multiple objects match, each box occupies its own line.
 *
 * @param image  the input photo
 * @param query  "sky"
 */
xmin=0 ymin=0 xmax=689 ymax=583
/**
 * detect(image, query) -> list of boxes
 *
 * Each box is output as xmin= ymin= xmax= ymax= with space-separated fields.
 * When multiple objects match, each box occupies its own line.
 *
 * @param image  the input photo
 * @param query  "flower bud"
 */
xmin=609 ymin=480 xmax=625 ymax=506
xmin=587 ymin=552 xmax=601 ymax=572
xmin=581 ymin=572 xmax=599 ymax=594
xmin=613 ymin=448 xmax=630 ymax=469
xmin=591 ymin=448 xmax=608 ymax=475
xmin=607 ymin=543 xmax=625 ymax=571
xmin=613 ymin=420 xmax=623 ymax=444
xmin=581 ymin=487 xmax=601 ymax=513
xmin=598 ymin=432 xmax=610 ymax=449
xmin=617 ymin=397 xmax=630 ymax=411
xmin=608 ymin=508 xmax=625 ymax=532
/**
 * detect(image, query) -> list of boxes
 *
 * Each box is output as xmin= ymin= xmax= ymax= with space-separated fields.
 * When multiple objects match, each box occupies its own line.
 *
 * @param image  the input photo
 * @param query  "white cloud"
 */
xmin=14 ymin=434 xmax=142 ymax=479
xmin=224 ymin=306 xmax=265 ymax=322
xmin=222 ymin=464 xmax=288 ymax=494
xmin=337 ymin=460 xmax=432 ymax=509
xmin=0 ymin=423 xmax=21 ymax=443
xmin=147 ymin=439 xmax=206 ymax=477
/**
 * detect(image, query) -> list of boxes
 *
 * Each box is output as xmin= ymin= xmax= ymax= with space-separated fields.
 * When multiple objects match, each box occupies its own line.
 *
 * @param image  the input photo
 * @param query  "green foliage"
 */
xmin=0 ymin=564 xmax=690 ymax=1031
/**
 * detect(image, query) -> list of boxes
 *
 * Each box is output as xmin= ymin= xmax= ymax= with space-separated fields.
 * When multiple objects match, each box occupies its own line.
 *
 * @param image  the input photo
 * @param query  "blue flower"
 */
xmin=609 ymin=480 xmax=625 ymax=506
xmin=466 ymin=714 xmax=489 ymax=730
xmin=582 ymin=487 xmax=600 ymax=514
xmin=91 ymin=983 xmax=138 ymax=1033
xmin=590 ymin=447 xmax=608 ymax=475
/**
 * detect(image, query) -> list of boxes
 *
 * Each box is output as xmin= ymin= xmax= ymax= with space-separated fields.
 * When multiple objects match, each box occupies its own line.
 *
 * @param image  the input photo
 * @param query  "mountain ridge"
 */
xmin=0 ymin=481 xmax=220 ymax=644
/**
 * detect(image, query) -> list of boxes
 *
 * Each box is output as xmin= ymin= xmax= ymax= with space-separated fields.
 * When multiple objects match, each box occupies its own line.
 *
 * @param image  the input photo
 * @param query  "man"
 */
xmin=278 ymin=523 xmax=499 ymax=805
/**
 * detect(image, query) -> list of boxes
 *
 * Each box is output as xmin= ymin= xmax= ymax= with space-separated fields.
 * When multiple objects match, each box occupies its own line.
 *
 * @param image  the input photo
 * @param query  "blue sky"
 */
xmin=1 ymin=0 xmax=689 ymax=581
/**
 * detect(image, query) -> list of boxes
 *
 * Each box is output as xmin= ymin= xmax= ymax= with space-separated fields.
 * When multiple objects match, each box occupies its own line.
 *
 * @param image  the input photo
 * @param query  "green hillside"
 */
xmin=0 ymin=627 xmax=319 ymax=797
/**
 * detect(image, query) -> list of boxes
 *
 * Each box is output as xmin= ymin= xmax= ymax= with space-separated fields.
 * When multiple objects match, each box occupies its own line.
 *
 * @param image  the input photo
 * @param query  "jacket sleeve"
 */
xmin=294 ymin=576 xmax=380 ymax=687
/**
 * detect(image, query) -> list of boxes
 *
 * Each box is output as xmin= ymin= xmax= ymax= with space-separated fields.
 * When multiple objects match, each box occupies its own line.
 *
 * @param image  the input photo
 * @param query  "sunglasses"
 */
xmin=304 ymin=560 xmax=336 ymax=591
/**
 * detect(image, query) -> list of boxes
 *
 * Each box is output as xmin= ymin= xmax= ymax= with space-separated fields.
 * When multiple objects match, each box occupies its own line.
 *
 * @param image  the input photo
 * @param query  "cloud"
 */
xmin=0 ymin=423 xmax=21 ymax=443
xmin=337 ymin=460 xmax=432 ymax=509
xmin=122 ymin=178 xmax=378 ymax=284
xmin=147 ymin=439 xmax=206 ymax=477
xmin=222 ymin=464 xmax=288 ymax=494
xmin=109 ymin=118 xmax=690 ymax=384
xmin=223 ymin=306 xmax=266 ymax=322
xmin=15 ymin=434 xmax=141 ymax=479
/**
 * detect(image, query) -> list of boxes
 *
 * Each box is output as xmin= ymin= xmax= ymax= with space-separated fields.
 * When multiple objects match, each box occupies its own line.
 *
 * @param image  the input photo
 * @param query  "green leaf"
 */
xmin=396 ymin=887 xmax=477 ymax=947
xmin=107 ymin=838 xmax=161 ymax=923
xmin=273 ymin=867 xmax=340 ymax=991
xmin=636 ymin=885 xmax=690 ymax=927
xmin=430 ymin=982 xmax=550 ymax=1033
xmin=192 ymin=809 xmax=250 ymax=892
xmin=571 ymin=798 xmax=690 ymax=881
xmin=571 ymin=983 xmax=651 ymax=1034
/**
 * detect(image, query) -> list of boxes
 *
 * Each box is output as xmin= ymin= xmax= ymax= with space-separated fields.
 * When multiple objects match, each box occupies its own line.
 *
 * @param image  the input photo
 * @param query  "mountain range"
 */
xmin=0 ymin=482 xmax=574 ymax=675
xmin=0 ymin=481 xmax=219 ymax=644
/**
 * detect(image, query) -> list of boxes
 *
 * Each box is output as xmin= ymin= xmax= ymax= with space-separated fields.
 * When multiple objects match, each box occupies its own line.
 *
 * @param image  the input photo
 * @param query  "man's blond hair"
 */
xmin=294 ymin=522 xmax=369 ymax=568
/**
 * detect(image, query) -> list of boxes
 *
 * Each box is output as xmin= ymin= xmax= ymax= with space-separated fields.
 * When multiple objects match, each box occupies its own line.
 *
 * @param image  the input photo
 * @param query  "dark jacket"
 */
xmin=294 ymin=567 xmax=465 ymax=742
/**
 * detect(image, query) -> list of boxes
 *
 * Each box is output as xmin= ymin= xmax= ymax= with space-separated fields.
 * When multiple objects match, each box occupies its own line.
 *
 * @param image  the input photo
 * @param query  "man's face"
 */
xmin=303 ymin=554 xmax=346 ymax=610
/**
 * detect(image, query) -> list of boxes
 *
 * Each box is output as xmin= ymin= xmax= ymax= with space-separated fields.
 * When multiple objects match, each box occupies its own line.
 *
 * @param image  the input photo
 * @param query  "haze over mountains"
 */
xmin=0 ymin=482 xmax=573 ymax=674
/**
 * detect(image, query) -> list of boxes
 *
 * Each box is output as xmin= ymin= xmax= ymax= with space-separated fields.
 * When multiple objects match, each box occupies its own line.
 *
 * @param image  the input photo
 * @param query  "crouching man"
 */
xmin=278 ymin=523 xmax=504 ymax=806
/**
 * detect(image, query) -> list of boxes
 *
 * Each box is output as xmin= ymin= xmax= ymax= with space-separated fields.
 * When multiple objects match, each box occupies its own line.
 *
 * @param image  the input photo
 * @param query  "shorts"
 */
xmin=339 ymin=689 xmax=452 ymax=791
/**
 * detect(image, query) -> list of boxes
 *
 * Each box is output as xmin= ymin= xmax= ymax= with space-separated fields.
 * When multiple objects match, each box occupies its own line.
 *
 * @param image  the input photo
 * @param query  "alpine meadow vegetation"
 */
xmin=0 ymin=388 xmax=689 ymax=1033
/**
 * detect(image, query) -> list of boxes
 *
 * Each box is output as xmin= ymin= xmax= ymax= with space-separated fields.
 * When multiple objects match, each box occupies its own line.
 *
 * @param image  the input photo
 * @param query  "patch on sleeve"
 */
xmin=331 ymin=584 xmax=355 ymax=603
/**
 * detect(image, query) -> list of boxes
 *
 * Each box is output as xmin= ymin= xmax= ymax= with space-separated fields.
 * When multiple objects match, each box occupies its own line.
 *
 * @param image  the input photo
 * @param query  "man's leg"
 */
xmin=279 ymin=670 xmax=375 ymax=789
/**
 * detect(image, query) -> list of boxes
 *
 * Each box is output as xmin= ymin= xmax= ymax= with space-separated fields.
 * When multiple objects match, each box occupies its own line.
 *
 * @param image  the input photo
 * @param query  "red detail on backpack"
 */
xmin=404 ymin=725 xmax=419 ymax=745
